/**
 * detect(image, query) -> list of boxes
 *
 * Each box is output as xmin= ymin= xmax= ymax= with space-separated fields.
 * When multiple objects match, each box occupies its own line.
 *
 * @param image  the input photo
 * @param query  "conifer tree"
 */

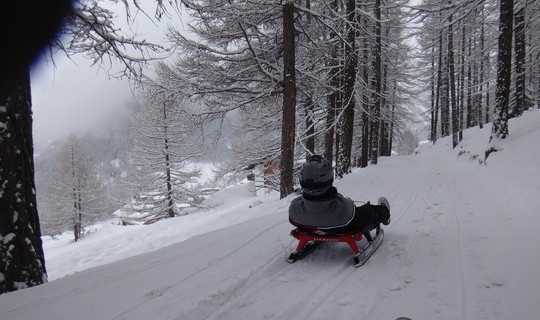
xmin=490 ymin=0 xmax=514 ymax=143
xmin=126 ymin=91 xmax=201 ymax=220
xmin=47 ymin=135 xmax=108 ymax=241
xmin=0 ymin=66 xmax=47 ymax=293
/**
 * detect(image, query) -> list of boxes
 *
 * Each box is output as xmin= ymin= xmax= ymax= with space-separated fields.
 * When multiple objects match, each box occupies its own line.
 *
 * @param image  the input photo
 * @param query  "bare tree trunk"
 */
xmin=303 ymin=0 xmax=315 ymax=159
xmin=440 ymin=56 xmax=450 ymax=137
xmin=325 ymin=0 xmax=340 ymax=162
xmin=72 ymin=147 xmax=79 ymax=242
xmin=75 ymin=182 xmax=82 ymax=242
xmin=163 ymin=104 xmax=174 ymax=218
xmin=478 ymin=4 xmax=486 ymax=129
xmin=448 ymin=11 xmax=459 ymax=148
xmin=324 ymin=94 xmax=336 ymax=161
xmin=360 ymin=35 xmax=370 ymax=167
xmin=463 ymin=29 xmax=470 ymax=129
xmin=438 ymin=31 xmax=449 ymax=137
xmin=0 ymin=66 xmax=47 ymax=293
xmin=459 ymin=26 xmax=466 ymax=136
xmin=430 ymin=44 xmax=438 ymax=143
xmin=485 ymin=47 xmax=491 ymax=124
xmin=389 ymin=98 xmax=395 ymax=153
xmin=305 ymin=98 xmax=315 ymax=159
xmin=472 ymin=53 xmax=480 ymax=126
xmin=537 ymin=52 xmax=540 ymax=109
xmin=513 ymin=5 xmax=526 ymax=117
xmin=280 ymin=1 xmax=296 ymax=198
xmin=380 ymin=62 xmax=390 ymax=157
xmin=357 ymin=3 xmax=370 ymax=167
xmin=489 ymin=0 xmax=513 ymax=143
xmin=371 ymin=0 xmax=382 ymax=165
xmin=336 ymin=0 xmax=357 ymax=177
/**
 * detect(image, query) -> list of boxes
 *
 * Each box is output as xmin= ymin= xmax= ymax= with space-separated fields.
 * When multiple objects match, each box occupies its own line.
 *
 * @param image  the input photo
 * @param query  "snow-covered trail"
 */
xmin=1 ymin=110 xmax=540 ymax=320
xmin=353 ymin=139 xmax=540 ymax=319
xmin=165 ymin=146 xmax=536 ymax=320
xmin=1 ymin=154 xmax=513 ymax=320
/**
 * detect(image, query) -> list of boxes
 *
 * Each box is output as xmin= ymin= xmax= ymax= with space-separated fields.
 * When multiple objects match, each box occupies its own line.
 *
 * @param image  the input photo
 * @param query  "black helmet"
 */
xmin=300 ymin=155 xmax=334 ymax=195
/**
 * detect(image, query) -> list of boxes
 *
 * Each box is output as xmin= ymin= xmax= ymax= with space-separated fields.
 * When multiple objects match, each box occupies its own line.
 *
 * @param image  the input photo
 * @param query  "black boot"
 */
xmin=377 ymin=197 xmax=391 ymax=225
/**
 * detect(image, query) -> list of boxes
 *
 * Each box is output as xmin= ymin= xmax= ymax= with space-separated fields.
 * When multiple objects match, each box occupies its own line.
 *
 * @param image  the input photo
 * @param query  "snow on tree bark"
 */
xmin=280 ymin=1 xmax=296 ymax=199
xmin=447 ymin=10 xmax=459 ymax=149
xmin=0 ymin=66 xmax=47 ymax=293
xmin=370 ymin=0 xmax=383 ymax=165
xmin=513 ymin=5 xmax=526 ymax=117
xmin=490 ymin=0 xmax=514 ymax=143
xmin=335 ymin=0 xmax=357 ymax=177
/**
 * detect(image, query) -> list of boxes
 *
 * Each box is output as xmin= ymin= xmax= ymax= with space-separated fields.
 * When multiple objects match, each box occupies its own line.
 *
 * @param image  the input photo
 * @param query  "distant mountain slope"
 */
xmin=34 ymin=117 xmax=132 ymax=234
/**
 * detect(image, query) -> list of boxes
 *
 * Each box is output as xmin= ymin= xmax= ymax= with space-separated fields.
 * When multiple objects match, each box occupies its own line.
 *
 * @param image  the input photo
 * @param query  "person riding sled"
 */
xmin=288 ymin=155 xmax=390 ymax=236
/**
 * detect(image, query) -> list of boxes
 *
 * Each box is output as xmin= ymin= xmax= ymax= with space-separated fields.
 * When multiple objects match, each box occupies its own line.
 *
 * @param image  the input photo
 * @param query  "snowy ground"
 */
xmin=1 ymin=109 xmax=540 ymax=320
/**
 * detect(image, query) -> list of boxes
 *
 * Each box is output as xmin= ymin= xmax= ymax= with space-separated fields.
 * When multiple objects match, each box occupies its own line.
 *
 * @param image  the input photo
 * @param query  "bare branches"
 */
xmin=55 ymin=1 xmax=169 ymax=79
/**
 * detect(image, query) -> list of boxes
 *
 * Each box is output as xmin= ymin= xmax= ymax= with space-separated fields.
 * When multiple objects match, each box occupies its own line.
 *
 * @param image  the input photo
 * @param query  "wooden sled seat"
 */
xmin=290 ymin=228 xmax=364 ymax=255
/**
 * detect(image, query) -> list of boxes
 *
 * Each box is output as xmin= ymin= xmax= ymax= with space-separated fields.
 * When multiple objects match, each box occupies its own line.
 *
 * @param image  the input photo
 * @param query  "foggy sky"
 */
xmin=29 ymin=2 xmax=183 ymax=153
xmin=31 ymin=54 xmax=138 ymax=153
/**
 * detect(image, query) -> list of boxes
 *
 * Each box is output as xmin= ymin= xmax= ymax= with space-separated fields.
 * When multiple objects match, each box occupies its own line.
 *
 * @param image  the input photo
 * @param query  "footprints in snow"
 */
xmin=386 ymin=276 xmax=415 ymax=293
xmin=144 ymin=285 xmax=171 ymax=299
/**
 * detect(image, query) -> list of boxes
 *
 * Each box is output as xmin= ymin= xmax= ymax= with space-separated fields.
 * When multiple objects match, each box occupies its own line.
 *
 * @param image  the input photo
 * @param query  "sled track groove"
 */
xmin=299 ymin=260 xmax=358 ymax=319
xmin=201 ymin=246 xmax=299 ymax=320
xmin=389 ymin=168 xmax=430 ymax=227
xmin=443 ymin=177 xmax=470 ymax=320
xmin=111 ymin=219 xmax=288 ymax=320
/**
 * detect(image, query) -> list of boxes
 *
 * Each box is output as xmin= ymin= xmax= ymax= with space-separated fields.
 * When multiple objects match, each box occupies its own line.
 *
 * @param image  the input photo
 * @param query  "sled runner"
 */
xmin=287 ymin=226 xmax=384 ymax=267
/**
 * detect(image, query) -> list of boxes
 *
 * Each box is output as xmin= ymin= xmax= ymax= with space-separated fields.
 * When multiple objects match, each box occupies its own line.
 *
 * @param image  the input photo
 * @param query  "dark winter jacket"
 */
xmin=288 ymin=187 xmax=355 ymax=230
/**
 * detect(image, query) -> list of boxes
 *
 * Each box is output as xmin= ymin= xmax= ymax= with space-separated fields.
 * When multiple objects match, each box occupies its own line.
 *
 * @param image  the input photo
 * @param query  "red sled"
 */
xmin=287 ymin=227 xmax=384 ymax=267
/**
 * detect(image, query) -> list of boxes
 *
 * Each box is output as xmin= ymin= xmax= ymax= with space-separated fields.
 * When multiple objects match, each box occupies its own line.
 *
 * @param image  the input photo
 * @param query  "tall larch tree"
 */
xmin=335 ymin=0 xmax=357 ymax=177
xmin=127 ymin=90 xmax=201 ymax=221
xmin=512 ymin=0 xmax=526 ymax=117
xmin=370 ymin=0 xmax=383 ymax=165
xmin=47 ymin=135 xmax=107 ymax=241
xmin=488 ymin=0 xmax=514 ymax=149
xmin=280 ymin=0 xmax=297 ymax=198
xmin=0 ymin=67 xmax=47 ymax=293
